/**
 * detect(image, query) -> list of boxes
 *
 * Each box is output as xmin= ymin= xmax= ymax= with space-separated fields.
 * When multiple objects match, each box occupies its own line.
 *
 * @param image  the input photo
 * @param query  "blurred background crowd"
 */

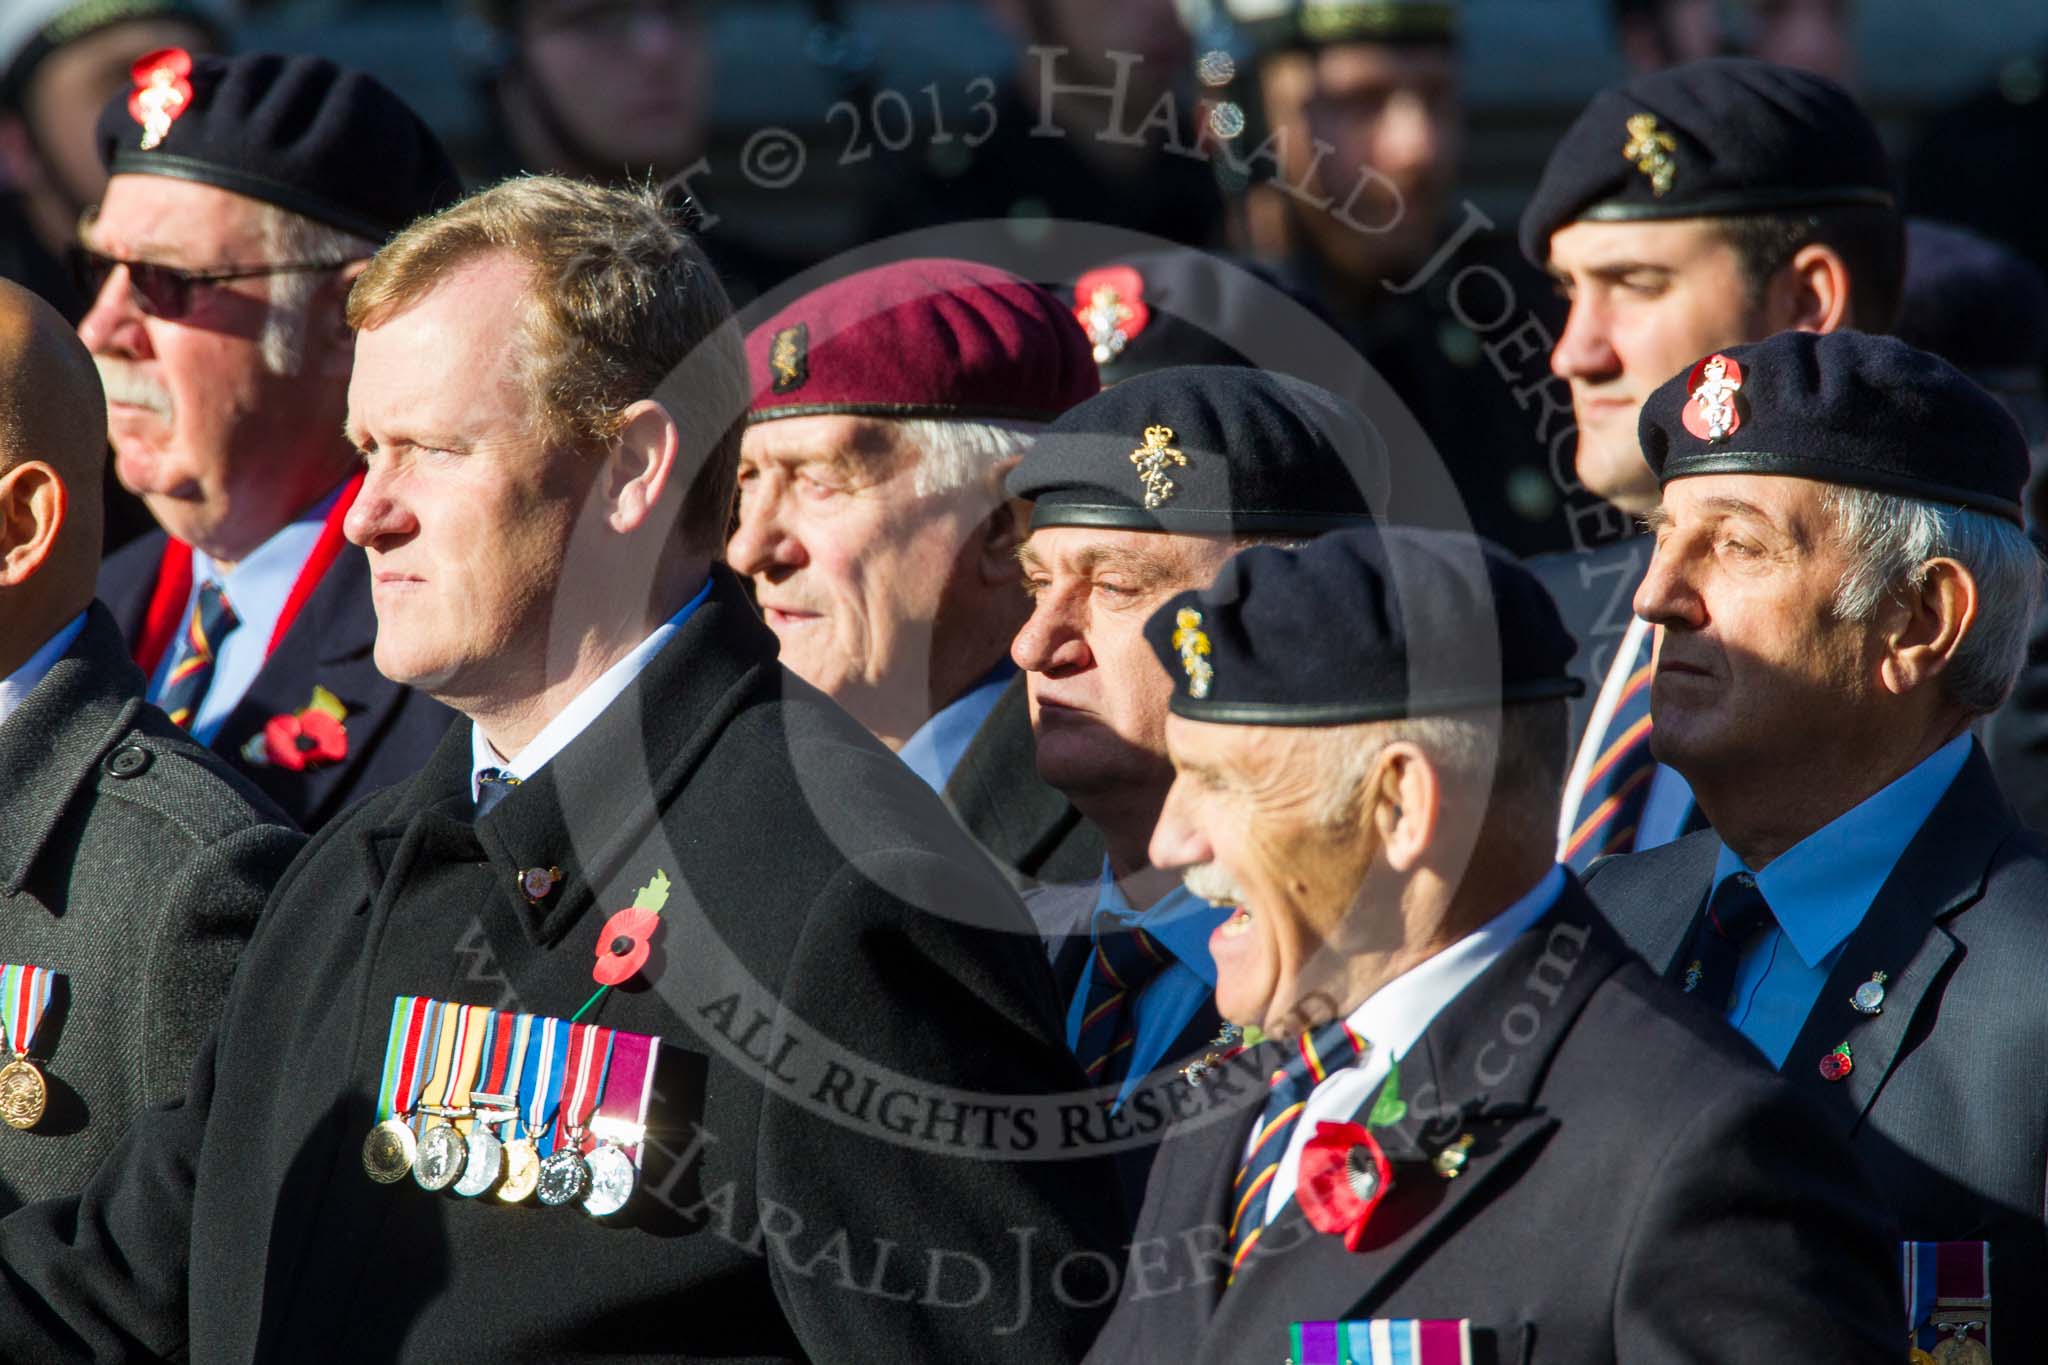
xmin=4 ymin=0 xmax=2045 ymax=562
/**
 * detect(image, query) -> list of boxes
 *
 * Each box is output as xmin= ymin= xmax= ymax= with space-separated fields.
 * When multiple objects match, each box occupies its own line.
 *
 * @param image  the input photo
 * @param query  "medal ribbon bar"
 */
xmin=1288 ymin=1318 xmax=1473 ymax=1365
xmin=522 ymin=1014 xmax=572 ymax=1156
xmin=553 ymin=1021 xmax=617 ymax=1154
xmin=0 ymin=964 xmax=57 ymax=1059
xmin=589 ymin=1029 xmax=659 ymax=1170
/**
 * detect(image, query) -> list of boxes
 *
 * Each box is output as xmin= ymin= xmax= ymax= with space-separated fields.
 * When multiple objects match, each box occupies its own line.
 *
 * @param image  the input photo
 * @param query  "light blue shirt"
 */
xmin=469 ymin=576 xmax=713 ymax=800
xmin=898 ymin=660 xmax=1014 ymax=793
xmin=1064 ymin=859 xmax=1233 ymax=1108
xmin=150 ymin=486 xmax=341 ymax=744
xmin=1711 ymin=733 xmax=1972 ymax=1066
xmin=0 ymin=612 xmax=86 ymax=729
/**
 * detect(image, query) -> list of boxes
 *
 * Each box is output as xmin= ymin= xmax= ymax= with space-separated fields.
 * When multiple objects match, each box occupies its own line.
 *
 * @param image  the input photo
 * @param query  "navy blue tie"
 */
xmin=475 ymin=767 xmax=520 ymax=817
xmin=1677 ymin=872 xmax=1776 ymax=1012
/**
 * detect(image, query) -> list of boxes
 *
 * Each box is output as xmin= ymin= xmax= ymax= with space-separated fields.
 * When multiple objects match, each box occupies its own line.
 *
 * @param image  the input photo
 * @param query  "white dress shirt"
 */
xmin=1257 ymin=864 xmax=1567 ymax=1223
xmin=468 ymin=577 xmax=712 ymax=800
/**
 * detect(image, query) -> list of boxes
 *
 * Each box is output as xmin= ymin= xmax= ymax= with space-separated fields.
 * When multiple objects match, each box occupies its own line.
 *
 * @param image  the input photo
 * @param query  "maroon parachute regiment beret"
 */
xmin=745 ymin=258 xmax=1100 ymax=426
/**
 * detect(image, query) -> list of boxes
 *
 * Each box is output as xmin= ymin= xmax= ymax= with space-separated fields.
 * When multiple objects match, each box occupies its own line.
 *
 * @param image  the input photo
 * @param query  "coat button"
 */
xmin=105 ymin=744 xmax=152 ymax=779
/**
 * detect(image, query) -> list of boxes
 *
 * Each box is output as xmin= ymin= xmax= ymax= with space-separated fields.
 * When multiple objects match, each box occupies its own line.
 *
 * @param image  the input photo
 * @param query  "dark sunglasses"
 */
xmin=68 ymin=246 xmax=365 ymax=321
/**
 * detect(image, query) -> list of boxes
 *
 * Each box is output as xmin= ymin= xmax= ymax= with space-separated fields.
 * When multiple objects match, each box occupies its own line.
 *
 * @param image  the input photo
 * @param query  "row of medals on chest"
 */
xmin=360 ymin=1091 xmax=640 ymax=1217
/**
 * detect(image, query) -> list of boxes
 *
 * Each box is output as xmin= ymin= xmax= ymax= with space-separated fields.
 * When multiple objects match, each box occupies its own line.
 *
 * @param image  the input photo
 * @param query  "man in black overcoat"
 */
xmin=0 ymin=174 xmax=1127 ymax=1361
xmin=1083 ymin=524 xmax=1900 ymax=1363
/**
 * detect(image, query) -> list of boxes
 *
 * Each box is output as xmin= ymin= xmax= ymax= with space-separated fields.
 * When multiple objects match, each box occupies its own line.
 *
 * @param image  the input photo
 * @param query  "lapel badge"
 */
xmin=1682 ymin=959 xmax=1704 ymax=993
xmin=1181 ymin=1022 xmax=1244 ymax=1088
xmin=128 ymin=49 xmax=195 ymax=152
xmin=519 ymin=866 xmax=562 ymax=903
xmin=1432 ymin=1133 xmax=1475 ymax=1180
xmin=1170 ymin=608 xmax=1214 ymax=700
xmin=768 ymin=322 xmax=809 ymax=393
xmin=1129 ymin=424 xmax=1187 ymax=510
xmin=1073 ymin=266 xmax=1150 ymax=366
xmin=1681 ymin=353 xmax=1745 ymax=443
xmin=1622 ymin=112 xmax=1677 ymax=196
xmin=1819 ymin=1040 xmax=1853 ymax=1082
xmin=1850 ymin=970 xmax=1887 ymax=1016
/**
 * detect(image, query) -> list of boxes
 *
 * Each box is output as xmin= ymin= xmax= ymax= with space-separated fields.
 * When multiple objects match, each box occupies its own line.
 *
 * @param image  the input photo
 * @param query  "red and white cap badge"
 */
xmin=1073 ymin=265 xmax=1150 ymax=366
xmin=1681 ymin=352 xmax=1745 ymax=443
xmin=128 ymin=48 xmax=195 ymax=152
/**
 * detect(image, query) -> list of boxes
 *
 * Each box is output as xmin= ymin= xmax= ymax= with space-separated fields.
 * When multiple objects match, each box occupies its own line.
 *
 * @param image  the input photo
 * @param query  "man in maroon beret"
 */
xmin=729 ymin=258 xmax=1106 ymax=886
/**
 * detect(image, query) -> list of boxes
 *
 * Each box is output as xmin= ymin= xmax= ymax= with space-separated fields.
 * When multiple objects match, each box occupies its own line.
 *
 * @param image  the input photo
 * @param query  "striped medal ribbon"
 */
xmin=362 ymin=996 xmax=439 ymax=1183
xmin=413 ymin=1003 xmax=489 ymax=1192
xmin=0 ymin=964 xmax=58 ymax=1131
xmin=1288 ymin=1318 xmax=1473 ymax=1364
xmin=582 ymin=1029 xmax=659 ymax=1217
xmin=500 ymin=1015 xmax=571 ymax=1204
xmin=537 ymin=1022 xmax=616 ymax=1207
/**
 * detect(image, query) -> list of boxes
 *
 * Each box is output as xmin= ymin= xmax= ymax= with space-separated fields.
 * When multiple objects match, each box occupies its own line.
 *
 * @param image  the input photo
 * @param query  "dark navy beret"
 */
xmin=1896 ymin=220 xmax=2048 ymax=376
xmin=1225 ymin=0 xmax=1460 ymax=54
xmin=1008 ymin=365 xmax=1385 ymax=535
xmin=1142 ymin=525 xmax=1582 ymax=726
xmin=1639 ymin=330 xmax=2029 ymax=524
xmin=1068 ymin=251 xmax=1335 ymax=387
xmin=96 ymin=48 xmax=461 ymax=241
xmin=1519 ymin=57 xmax=1893 ymax=265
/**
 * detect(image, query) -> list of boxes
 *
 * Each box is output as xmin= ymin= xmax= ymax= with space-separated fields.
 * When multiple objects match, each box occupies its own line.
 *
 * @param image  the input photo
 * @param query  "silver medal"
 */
xmin=536 ymin=1148 xmax=591 ymax=1207
xmin=581 ymin=1142 xmax=636 ymax=1217
xmin=412 ymin=1122 xmax=466 ymax=1192
xmin=453 ymin=1128 xmax=504 ymax=1198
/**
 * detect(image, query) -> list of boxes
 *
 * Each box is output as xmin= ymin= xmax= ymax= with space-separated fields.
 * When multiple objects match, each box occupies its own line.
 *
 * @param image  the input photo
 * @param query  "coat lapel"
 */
xmin=1780 ymin=746 xmax=2011 ymax=1131
xmin=1205 ymin=881 xmax=1625 ymax=1354
xmin=1586 ymin=829 xmax=1719 ymax=976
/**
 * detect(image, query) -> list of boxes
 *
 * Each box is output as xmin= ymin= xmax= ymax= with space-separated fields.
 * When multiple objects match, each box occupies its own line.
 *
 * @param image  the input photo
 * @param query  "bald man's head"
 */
xmin=0 ymin=279 xmax=106 ymax=638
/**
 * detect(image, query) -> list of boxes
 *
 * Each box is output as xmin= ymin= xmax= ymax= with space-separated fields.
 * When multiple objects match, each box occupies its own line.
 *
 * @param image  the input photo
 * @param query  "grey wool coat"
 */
xmin=0 ymin=603 xmax=303 ymax=1212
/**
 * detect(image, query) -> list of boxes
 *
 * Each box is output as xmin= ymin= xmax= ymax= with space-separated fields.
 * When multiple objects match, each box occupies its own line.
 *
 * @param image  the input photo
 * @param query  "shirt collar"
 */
xmin=1091 ymin=859 xmax=1230 ymax=985
xmin=897 ymin=658 xmax=1016 ymax=793
xmin=189 ymin=484 xmax=342 ymax=640
xmin=469 ymin=575 xmax=713 ymax=800
xmin=1345 ymin=864 xmax=1567 ymax=1060
xmin=1711 ymin=732 xmax=1973 ymax=969
xmin=0 ymin=612 xmax=86 ymax=729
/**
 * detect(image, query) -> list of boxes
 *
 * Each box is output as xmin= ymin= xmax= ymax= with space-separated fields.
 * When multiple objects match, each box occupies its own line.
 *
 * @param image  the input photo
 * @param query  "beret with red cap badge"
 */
xmin=745 ymin=258 xmax=1099 ymax=425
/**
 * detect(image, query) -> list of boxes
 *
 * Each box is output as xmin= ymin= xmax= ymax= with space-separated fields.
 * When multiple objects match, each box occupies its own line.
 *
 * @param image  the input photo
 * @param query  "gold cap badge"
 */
xmin=1171 ymin=608 xmax=1213 ymax=699
xmin=1130 ymin=424 xmax=1187 ymax=510
xmin=769 ymin=322 xmax=809 ymax=393
xmin=1622 ymin=113 xmax=1677 ymax=197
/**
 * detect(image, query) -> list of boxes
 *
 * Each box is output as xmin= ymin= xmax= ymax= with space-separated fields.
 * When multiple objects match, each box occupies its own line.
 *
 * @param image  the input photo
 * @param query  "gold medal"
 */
xmin=497 ymin=1138 xmax=540 ymax=1202
xmin=0 ymin=1057 xmax=47 ymax=1131
xmin=361 ymin=1117 xmax=418 ymax=1183
xmin=1910 ymin=1350 xmax=1939 ymax=1365
xmin=1932 ymin=1336 xmax=1990 ymax=1365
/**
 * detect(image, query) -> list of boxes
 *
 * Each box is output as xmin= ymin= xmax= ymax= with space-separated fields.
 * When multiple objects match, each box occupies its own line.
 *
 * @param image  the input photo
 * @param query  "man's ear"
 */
xmin=978 ymin=497 xmax=1030 ymax=587
xmin=1768 ymin=242 xmax=1853 ymax=335
xmin=312 ymin=259 xmax=370 ymax=381
xmin=1372 ymin=742 xmax=1438 ymax=873
xmin=0 ymin=461 xmax=66 ymax=588
xmin=1878 ymin=556 xmax=1978 ymax=698
xmin=606 ymin=398 xmax=682 ymax=535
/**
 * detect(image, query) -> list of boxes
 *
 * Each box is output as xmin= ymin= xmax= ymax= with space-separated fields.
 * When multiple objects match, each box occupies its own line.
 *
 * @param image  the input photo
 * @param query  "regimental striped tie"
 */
xmin=158 ymin=581 xmax=238 ymax=730
xmin=1563 ymin=628 xmax=1657 ymax=870
xmin=1073 ymin=911 xmax=1172 ymax=1091
xmin=1227 ymin=1017 xmax=1368 ymax=1283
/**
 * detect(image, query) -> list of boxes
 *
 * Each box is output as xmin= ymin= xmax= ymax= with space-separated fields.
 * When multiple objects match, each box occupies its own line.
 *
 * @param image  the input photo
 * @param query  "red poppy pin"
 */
xmin=1296 ymin=1121 xmax=1395 ymax=1251
xmin=1073 ymin=265 xmax=1150 ymax=366
xmin=594 ymin=870 xmax=670 ymax=987
xmin=128 ymin=49 xmax=194 ymax=152
xmin=1680 ymin=352 xmax=1745 ymax=443
xmin=241 ymin=686 xmax=349 ymax=772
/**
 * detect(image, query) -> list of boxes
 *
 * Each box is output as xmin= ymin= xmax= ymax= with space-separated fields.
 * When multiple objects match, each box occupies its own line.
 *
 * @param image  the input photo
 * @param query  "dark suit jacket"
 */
xmin=1984 ymin=591 xmax=2048 ymax=834
xmin=0 ymin=571 xmax=1126 ymax=1361
xmin=99 ymin=529 xmax=456 ymax=832
xmin=945 ymin=673 xmax=1104 ymax=889
xmin=1584 ymin=744 xmax=2048 ymax=1363
xmin=0 ymin=606 xmax=303 ymax=1213
xmin=1083 ymin=879 xmax=1900 ymax=1364
xmin=1027 ymin=879 xmax=1224 ymax=1205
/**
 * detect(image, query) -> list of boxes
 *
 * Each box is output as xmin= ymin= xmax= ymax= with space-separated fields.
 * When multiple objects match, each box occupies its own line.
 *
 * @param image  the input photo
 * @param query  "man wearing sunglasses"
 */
xmin=86 ymin=49 xmax=463 ymax=830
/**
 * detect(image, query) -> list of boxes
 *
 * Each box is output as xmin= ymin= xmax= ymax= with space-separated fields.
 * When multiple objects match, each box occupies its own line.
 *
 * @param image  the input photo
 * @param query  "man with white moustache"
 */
xmin=88 ymin=49 xmax=459 ymax=828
